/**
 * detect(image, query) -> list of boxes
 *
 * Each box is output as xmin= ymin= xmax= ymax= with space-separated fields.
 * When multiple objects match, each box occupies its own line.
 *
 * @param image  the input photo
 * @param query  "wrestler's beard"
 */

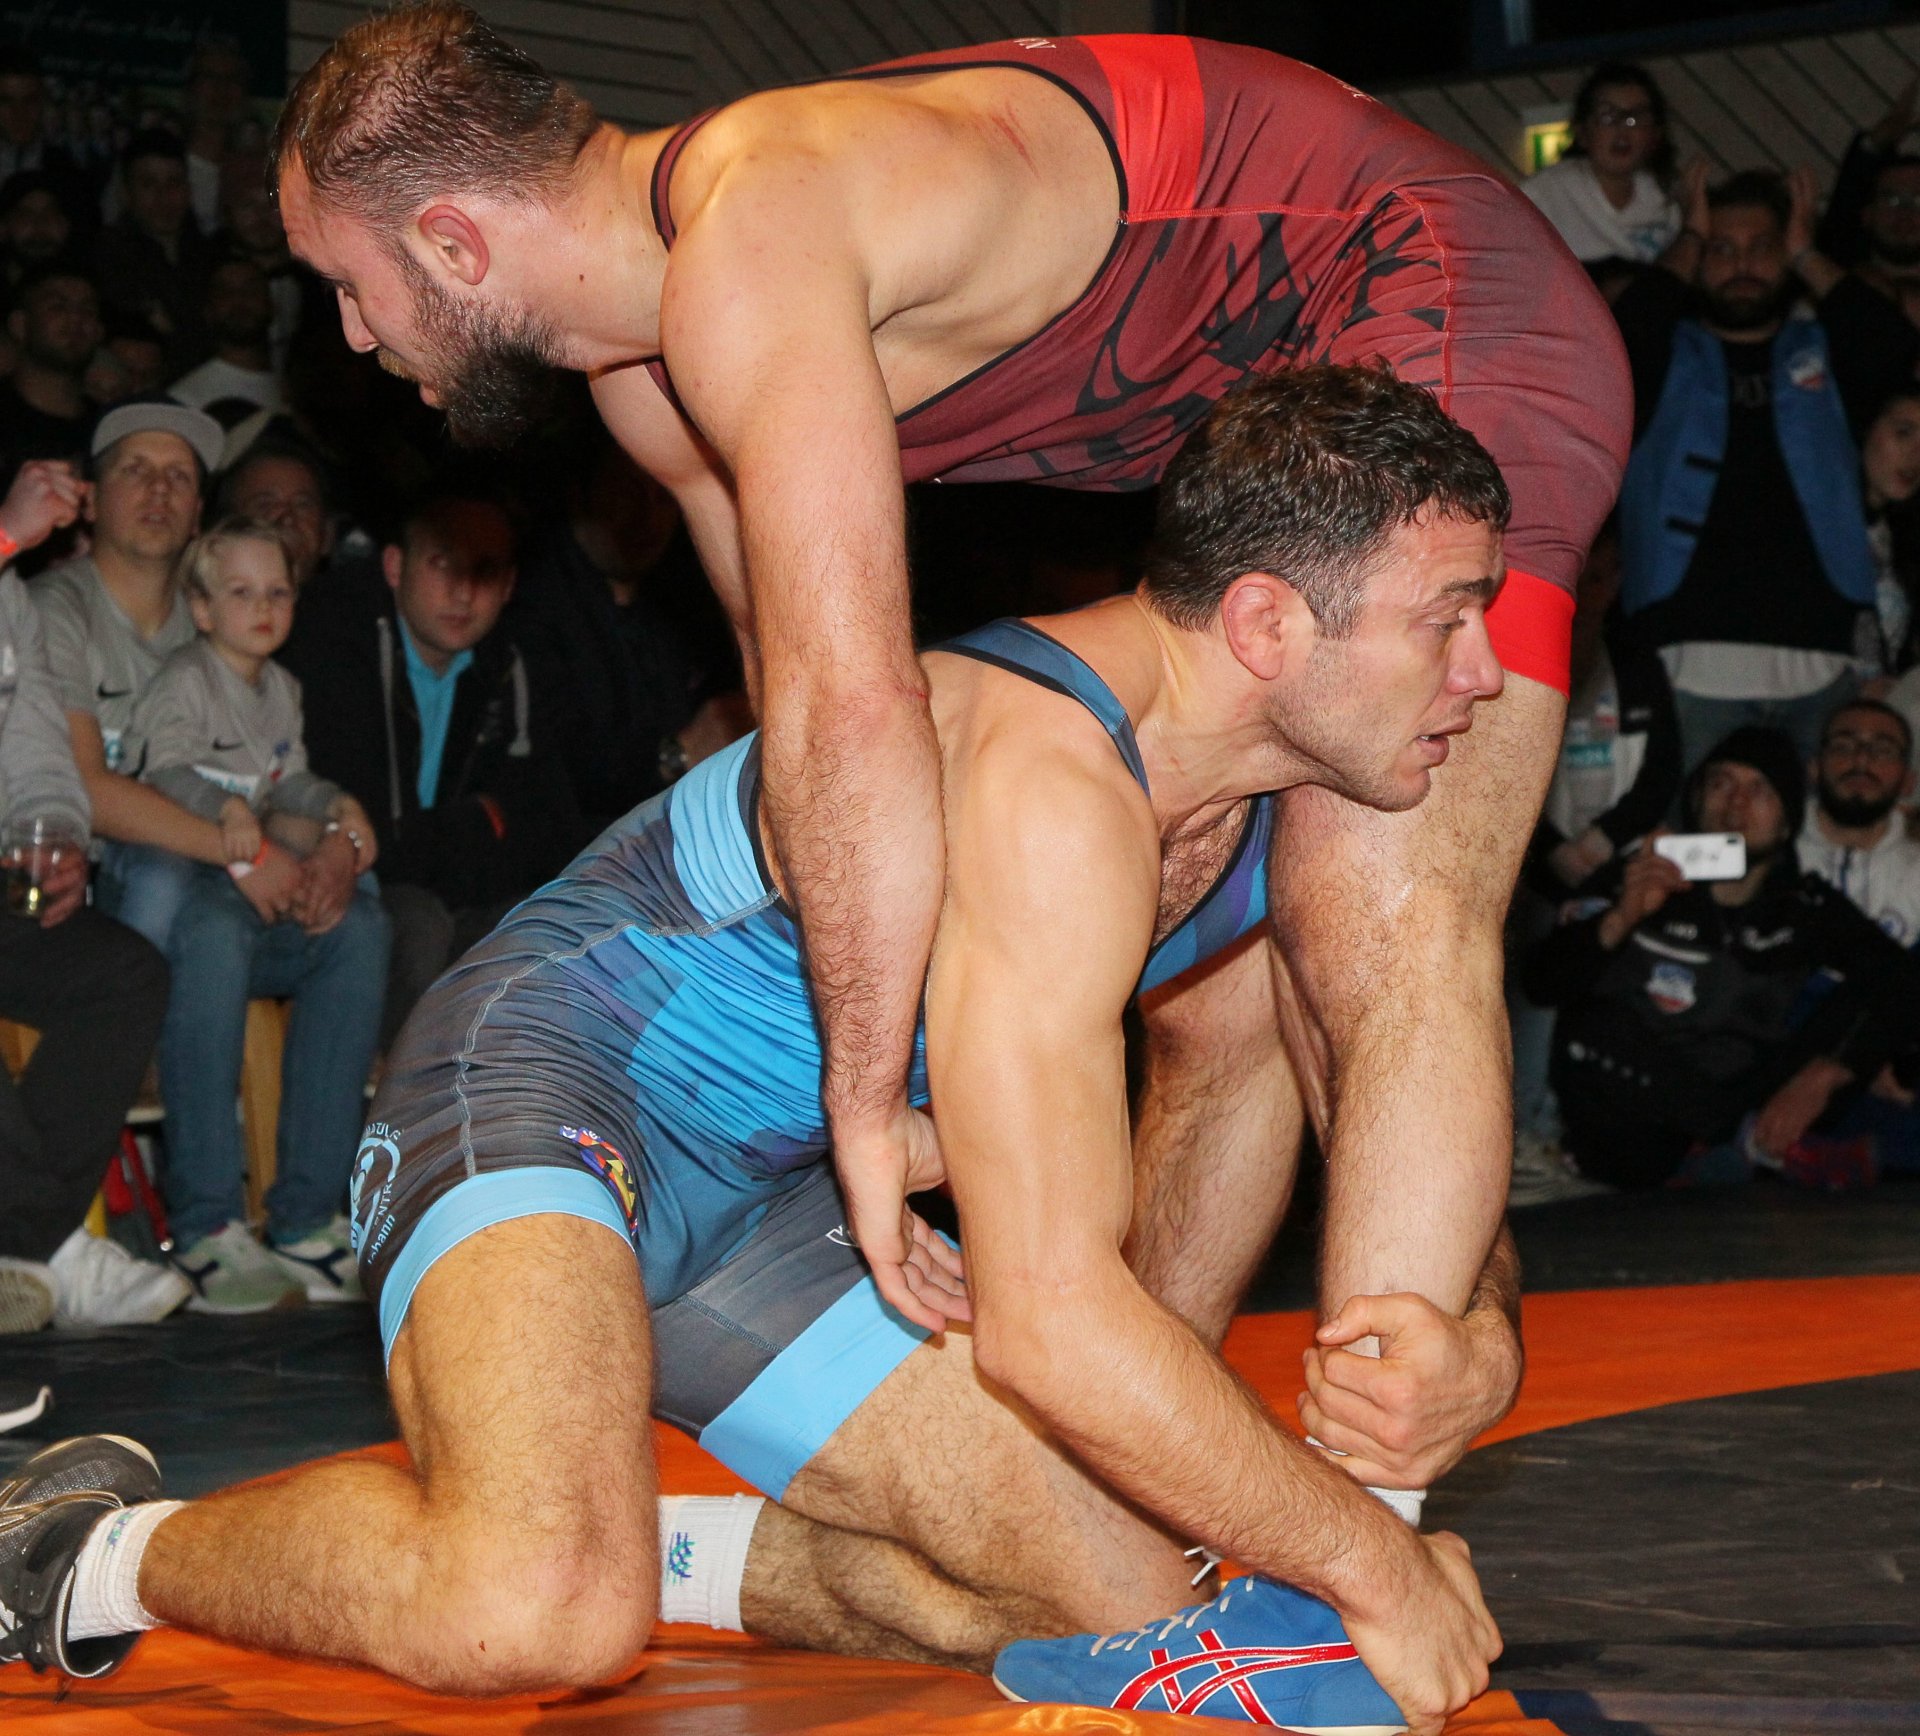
xmin=1817 ymin=778 xmax=1901 ymax=829
xmin=1874 ymin=236 xmax=1920 ymax=268
xmin=385 ymin=254 xmax=565 ymax=449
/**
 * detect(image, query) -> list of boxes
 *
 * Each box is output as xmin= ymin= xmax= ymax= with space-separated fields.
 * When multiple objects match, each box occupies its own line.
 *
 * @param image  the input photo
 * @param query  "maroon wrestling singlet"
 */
xmin=648 ymin=35 xmax=1630 ymax=692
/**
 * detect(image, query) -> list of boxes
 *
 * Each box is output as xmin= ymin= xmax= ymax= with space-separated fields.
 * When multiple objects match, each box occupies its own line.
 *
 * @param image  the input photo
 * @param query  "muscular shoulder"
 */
xmin=932 ymin=651 xmax=1159 ymax=955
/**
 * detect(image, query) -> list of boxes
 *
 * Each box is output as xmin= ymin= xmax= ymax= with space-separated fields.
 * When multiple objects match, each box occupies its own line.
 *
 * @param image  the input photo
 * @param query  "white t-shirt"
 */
xmin=1523 ymin=157 xmax=1681 ymax=264
xmin=1660 ymin=641 xmax=1860 ymax=702
xmin=1544 ymin=644 xmax=1649 ymax=841
xmin=170 ymin=357 xmax=285 ymax=417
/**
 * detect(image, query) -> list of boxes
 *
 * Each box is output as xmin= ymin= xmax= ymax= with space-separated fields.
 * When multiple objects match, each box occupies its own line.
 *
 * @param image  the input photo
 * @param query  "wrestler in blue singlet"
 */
xmin=351 ymin=618 xmax=1271 ymax=1496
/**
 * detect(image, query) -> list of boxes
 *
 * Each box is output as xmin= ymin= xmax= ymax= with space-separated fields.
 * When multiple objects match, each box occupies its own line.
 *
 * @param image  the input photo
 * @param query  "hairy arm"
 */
xmin=1126 ymin=932 xmax=1306 ymax=1350
xmin=1129 ymin=932 xmax=1525 ymax=1477
xmin=928 ymin=742 xmax=1498 ymax=1732
xmin=613 ymin=164 xmax=948 ymax=1327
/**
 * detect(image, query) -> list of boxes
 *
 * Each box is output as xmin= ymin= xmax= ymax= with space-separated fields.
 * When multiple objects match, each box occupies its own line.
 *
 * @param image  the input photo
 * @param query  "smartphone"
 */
xmin=1653 ymin=832 xmax=1747 ymax=882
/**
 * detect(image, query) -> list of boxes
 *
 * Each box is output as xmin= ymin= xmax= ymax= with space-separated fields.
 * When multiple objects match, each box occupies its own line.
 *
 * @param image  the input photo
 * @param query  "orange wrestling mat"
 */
xmin=8 ymin=1274 xmax=1919 ymax=1735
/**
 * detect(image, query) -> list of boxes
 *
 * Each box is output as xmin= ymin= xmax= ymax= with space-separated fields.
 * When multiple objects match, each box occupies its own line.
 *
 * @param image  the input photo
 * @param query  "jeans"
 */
xmin=157 ymin=866 xmax=390 ymax=1248
xmin=0 ymin=907 xmax=168 ymax=1259
xmin=95 ymin=840 xmax=201 ymax=953
xmin=1668 ymin=669 xmax=1861 ymax=795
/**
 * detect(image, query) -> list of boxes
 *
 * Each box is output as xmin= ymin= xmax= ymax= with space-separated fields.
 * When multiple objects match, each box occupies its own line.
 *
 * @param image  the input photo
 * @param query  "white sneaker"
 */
xmin=47 ymin=1227 xmax=192 ymax=1328
xmin=175 ymin=1222 xmax=307 ymax=1315
xmin=0 ymin=1259 xmax=54 ymax=1335
xmin=1509 ymin=1129 xmax=1613 ymax=1208
xmin=268 ymin=1215 xmax=364 ymax=1304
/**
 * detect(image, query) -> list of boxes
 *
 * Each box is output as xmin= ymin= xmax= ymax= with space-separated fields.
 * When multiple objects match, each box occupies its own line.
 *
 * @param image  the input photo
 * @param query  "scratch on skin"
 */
xmin=986 ymin=106 xmax=1038 ymax=176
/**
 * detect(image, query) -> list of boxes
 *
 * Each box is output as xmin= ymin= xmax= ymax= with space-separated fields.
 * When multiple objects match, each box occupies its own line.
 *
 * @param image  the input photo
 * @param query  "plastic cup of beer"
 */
xmin=2 ymin=817 xmax=80 ymax=919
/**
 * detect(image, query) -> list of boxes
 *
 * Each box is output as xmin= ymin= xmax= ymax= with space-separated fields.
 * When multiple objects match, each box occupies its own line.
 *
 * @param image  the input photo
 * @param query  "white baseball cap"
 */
xmin=90 ymin=398 xmax=226 ymax=475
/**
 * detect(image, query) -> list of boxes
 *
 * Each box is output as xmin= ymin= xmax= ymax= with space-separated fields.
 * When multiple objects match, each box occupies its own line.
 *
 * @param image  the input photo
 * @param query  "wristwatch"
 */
xmin=657 ymin=732 xmax=690 ymax=786
xmin=325 ymin=819 xmax=367 ymax=866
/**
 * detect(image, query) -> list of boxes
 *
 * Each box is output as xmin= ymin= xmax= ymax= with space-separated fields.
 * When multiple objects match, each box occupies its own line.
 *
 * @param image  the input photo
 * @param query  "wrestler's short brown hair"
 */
xmin=1140 ymin=365 xmax=1511 ymax=637
xmin=272 ymin=2 xmax=597 ymax=232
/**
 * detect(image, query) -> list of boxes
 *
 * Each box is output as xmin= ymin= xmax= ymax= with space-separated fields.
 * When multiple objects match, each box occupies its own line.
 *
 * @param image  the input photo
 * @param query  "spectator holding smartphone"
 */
xmin=1524 ymin=727 xmax=1916 ymax=1190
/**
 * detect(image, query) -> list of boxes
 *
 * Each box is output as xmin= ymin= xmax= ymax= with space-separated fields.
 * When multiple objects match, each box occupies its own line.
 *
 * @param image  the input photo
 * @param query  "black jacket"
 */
xmin=281 ymin=567 xmax=588 ymax=911
xmin=1524 ymin=851 xmax=1916 ymax=1142
xmin=506 ymin=524 xmax=733 ymax=825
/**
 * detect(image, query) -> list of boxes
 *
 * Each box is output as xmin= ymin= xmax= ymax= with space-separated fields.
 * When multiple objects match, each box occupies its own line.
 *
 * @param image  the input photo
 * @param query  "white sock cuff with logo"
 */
xmin=657 ymin=1494 xmax=765 ymax=1632
xmin=66 ymin=1500 xmax=185 ymax=1642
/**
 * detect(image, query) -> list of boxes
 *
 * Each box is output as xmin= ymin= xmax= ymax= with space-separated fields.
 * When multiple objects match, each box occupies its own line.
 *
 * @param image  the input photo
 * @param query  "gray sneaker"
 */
xmin=268 ymin=1215 xmax=364 ymax=1304
xmin=0 ymin=1259 xmax=54 ymax=1336
xmin=173 ymin=1223 xmax=306 ymax=1315
xmin=1509 ymin=1130 xmax=1613 ymax=1209
xmin=0 ymin=1435 xmax=162 ymax=1677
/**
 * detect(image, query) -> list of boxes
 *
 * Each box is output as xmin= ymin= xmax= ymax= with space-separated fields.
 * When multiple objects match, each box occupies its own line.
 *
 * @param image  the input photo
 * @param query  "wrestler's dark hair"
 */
xmin=271 ymin=2 xmax=598 ymax=235
xmin=1139 ymin=365 xmax=1510 ymax=638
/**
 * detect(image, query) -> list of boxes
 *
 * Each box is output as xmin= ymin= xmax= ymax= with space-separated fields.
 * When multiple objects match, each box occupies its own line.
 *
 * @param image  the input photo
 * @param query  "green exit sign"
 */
xmin=1525 ymin=118 xmax=1574 ymax=173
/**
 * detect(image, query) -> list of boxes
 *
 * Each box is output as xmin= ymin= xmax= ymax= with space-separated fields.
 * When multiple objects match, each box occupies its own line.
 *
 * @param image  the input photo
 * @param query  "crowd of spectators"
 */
xmin=2 ymin=38 xmax=1920 ymax=1340
xmin=1513 ymin=63 xmax=1920 ymax=1204
xmin=0 ymin=39 xmax=747 ymax=1331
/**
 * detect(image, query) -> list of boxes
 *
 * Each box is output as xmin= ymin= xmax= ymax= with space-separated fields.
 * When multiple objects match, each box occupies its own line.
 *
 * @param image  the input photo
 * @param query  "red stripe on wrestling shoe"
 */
xmin=1081 ymin=35 xmax=1205 ymax=217
xmin=1487 ymin=567 xmax=1574 ymax=697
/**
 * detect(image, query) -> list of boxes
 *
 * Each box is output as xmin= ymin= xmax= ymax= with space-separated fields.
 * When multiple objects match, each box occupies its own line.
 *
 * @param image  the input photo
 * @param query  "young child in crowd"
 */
xmin=135 ymin=517 xmax=374 ymax=875
xmin=130 ymin=516 xmax=387 ymax=1314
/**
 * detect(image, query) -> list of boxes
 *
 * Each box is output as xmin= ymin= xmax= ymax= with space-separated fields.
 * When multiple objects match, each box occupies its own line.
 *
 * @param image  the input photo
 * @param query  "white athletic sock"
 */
xmin=657 ymin=1494 xmax=764 ymax=1631
xmin=1365 ymin=1484 xmax=1426 ymax=1527
xmin=65 ymin=1500 xmax=184 ymax=1641
xmin=1307 ymin=1436 xmax=1425 ymax=1528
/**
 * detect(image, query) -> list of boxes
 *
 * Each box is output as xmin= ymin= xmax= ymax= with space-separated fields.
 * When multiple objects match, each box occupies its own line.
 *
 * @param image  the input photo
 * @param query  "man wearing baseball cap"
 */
xmin=31 ymin=397 xmax=226 ymax=949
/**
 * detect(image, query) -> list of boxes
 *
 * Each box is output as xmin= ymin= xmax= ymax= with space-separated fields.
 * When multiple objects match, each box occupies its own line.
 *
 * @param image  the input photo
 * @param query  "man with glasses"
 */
xmin=1798 ymin=698 xmax=1920 ymax=944
xmin=217 ymin=436 xmax=339 ymax=591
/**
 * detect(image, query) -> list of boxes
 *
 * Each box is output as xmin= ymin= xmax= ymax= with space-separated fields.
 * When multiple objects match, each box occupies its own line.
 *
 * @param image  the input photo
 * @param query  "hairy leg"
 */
xmin=1126 ymin=935 xmax=1306 ymax=1349
xmin=744 ymin=1326 xmax=1195 ymax=1672
xmin=1272 ymin=677 xmax=1563 ymax=1335
xmin=139 ymin=1215 xmax=658 ymax=1693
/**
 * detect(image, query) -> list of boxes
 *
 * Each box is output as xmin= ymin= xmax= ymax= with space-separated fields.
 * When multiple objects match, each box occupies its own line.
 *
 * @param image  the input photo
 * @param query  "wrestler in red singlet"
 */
xmin=649 ymin=35 xmax=1631 ymax=693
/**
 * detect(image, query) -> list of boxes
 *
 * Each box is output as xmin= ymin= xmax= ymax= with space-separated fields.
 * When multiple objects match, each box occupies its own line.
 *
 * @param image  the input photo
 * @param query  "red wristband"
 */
xmin=251 ymin=841 xmax=270 ymax=867
xmin=475 ymin=794 xmax=506 ymax=841
xmin=0 ymin=527 xmax=19 ymax=565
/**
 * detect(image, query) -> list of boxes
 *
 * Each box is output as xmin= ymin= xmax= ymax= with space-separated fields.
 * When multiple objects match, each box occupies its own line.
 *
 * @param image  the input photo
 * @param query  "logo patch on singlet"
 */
xmin=350 ymin=1126 xmax=403 ymax=1260
xmin=560 ymin=1125 xmax=642 ymax=1234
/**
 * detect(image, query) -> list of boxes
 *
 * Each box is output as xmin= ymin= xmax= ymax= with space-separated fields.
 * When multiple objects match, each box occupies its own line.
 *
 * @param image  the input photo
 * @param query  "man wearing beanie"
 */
xmin=1522 ymin=726 xmax=1918 ymax=1188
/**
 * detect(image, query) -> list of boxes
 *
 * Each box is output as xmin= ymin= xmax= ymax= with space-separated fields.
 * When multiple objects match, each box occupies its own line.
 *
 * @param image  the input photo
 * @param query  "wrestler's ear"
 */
xmin=1219 ymin=569 xmax=1311 ymax=681
xmin=416 ymin=204 xmax=490 ymax=287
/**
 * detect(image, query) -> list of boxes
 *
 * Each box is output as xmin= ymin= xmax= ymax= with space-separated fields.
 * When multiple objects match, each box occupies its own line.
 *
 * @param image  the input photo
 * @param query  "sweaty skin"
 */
xmin=279 ymin=54 xmax=1568 ymax=1369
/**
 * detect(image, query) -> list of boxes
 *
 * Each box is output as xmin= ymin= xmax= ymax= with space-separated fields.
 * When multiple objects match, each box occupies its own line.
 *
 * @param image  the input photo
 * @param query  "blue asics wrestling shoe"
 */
xmin=994 ymin=1574 xmax=1406 ymax=1731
